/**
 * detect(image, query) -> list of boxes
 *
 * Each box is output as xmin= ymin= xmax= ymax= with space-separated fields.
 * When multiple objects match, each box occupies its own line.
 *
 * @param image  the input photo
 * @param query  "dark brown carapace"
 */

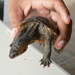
xmin=9 ymin=16 xmax=60 ymax=67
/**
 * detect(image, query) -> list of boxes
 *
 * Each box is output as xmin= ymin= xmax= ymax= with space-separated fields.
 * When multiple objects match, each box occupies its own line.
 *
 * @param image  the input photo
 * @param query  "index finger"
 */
xmin=54 ymin=0 xmax=71 ymax=24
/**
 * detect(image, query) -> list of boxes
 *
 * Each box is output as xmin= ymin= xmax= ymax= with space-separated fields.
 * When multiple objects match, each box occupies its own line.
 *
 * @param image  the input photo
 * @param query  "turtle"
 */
xmin=9 ymin=16 xmax=62 ymax=67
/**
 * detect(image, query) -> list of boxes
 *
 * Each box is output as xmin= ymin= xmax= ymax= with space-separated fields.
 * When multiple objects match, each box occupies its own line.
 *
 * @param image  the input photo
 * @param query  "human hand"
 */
xmin=8 ymin=0 xmax=72 ymax=50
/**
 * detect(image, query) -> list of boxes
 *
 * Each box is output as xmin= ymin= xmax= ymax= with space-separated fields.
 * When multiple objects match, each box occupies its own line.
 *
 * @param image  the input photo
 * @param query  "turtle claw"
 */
xmin=40 ymin=57 xmax=52 ymax=67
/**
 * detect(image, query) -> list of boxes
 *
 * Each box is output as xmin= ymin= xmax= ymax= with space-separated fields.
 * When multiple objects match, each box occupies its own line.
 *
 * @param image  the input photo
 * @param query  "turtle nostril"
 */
xmin=9 ymin=50 xmax=17 ymax=59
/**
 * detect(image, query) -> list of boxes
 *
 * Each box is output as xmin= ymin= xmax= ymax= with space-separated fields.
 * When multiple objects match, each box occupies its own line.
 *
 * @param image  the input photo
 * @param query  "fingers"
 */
xmin=41 ymin=0 xmax=71 ymax=24
xmin=50 ymin=11 xmax=72 ymax=50
xmin=8 ymin=1 xmax=24 ymax=38
xmin=8 ymin=1 xmax=24 ymax=27
xmin=8 ymin=0 xmax=32 ymax=38
xmin=22 ymin=1 xmax=32 ymax=17
xmin=34 ymin=3 xmax=72 ymax=50
xmin=8 ymin=7 xmax=24 ymax=38
xmin=54 ymin=0 xmax=70 ymax=24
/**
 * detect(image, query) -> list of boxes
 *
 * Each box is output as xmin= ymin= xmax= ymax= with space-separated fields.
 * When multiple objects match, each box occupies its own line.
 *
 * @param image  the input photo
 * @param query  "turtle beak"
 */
xmin=9 ymin=49 xmax=17 ymax=59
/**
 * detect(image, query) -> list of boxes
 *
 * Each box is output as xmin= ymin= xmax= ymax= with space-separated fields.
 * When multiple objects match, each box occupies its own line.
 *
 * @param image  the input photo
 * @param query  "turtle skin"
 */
xmin=9 ymin=16 xmax=60 ymax=67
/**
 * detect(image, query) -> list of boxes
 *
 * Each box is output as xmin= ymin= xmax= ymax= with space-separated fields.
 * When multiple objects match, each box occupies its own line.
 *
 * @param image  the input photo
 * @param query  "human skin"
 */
xmin=8 ymin=0 xmax=72 ymax=50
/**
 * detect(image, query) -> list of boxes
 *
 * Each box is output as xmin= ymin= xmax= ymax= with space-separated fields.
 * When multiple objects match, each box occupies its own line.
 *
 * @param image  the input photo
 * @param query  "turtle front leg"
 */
xmin=40 ymin=32 xmax=52 ymax=67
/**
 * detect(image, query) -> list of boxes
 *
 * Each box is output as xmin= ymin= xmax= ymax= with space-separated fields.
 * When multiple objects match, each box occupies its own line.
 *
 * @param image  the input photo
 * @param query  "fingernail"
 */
xmin=56 ymin=40 xmax=65 ymax=50
xmin=65 ymin=15 xmax=70 ymax=24
xmin=11 ymin=28 xmax=18 ymax=38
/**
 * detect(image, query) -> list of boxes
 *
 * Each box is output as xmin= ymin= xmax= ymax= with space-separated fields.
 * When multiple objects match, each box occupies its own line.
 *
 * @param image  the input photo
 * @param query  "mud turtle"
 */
xmin=9 ymin=16 xmax=61 ymax=67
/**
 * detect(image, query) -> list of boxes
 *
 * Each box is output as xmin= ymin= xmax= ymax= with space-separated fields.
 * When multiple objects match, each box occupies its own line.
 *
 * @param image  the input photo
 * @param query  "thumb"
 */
xmin=8 ymin=4 xmax=24 ymax=38
xmin=11 ymin=27 xmax=19 ymax=39
xmin=9 ymin=9 xmax=24 ymax=39
xmin=8 ymin=1 xmax=32 ymax=39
